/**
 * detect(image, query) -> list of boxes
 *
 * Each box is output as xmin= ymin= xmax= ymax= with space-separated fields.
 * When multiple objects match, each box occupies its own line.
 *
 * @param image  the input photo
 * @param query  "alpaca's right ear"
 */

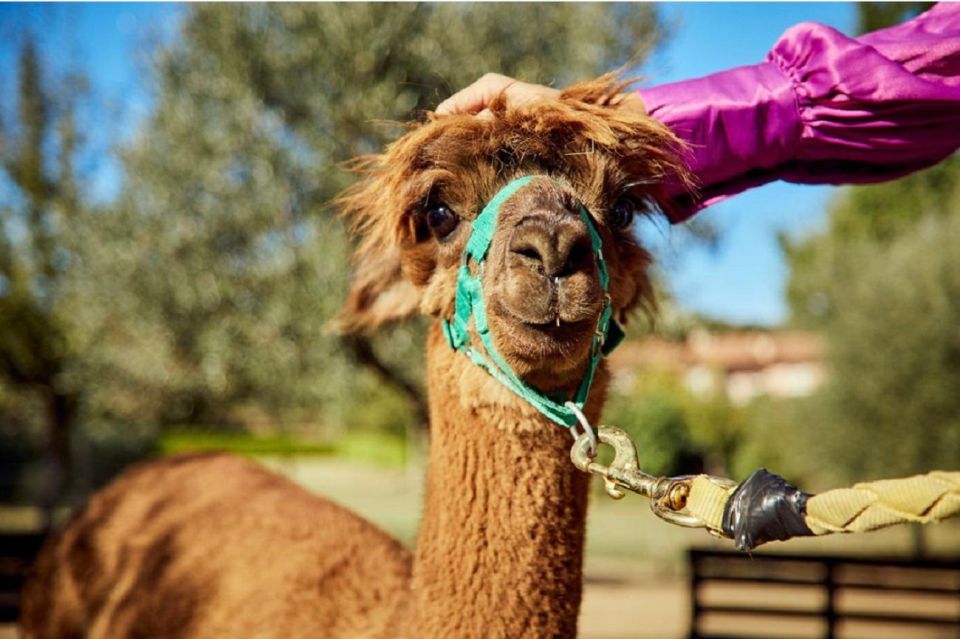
xmin=331 ymin=242 xmax=420 ymax=334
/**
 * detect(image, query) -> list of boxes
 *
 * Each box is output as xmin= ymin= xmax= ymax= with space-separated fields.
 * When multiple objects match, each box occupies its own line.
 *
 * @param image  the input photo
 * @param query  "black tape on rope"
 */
xmin=721 ymin=468 xmax=815 ymax=551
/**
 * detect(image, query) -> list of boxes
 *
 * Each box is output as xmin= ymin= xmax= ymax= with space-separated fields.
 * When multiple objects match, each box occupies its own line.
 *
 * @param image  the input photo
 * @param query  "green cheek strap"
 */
xmin=441 ymin=175 xmax=624 ymax=429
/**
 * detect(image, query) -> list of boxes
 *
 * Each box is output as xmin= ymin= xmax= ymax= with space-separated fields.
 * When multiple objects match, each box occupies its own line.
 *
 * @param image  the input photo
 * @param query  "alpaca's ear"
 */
xmin=330 ymin=154 xmax=423 ymax=334
xmin=332 ymin=243 xmax=419 ymax=334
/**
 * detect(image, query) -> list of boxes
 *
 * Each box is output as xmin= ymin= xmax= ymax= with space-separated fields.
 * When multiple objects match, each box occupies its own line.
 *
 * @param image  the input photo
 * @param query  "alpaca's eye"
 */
xmin=425 ymin=203 xmax=459 ymax=240
xmin=609 ymin=195 xmax=642 ymax=230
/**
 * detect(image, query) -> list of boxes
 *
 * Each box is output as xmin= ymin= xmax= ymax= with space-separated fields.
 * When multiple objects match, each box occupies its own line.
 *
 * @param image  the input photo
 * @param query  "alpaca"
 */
xmin=21 ymin=76 xmax=685 ymax=638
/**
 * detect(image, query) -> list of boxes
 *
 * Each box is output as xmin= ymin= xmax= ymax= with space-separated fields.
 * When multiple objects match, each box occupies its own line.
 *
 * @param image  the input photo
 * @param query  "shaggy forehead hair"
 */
xmin=336 ymin=74 xmax=689 ymax=333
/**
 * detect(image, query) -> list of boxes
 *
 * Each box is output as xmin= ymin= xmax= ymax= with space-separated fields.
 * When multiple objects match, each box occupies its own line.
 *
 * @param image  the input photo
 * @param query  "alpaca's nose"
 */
xmin=508 ymin=214 xmax=593 ymax=279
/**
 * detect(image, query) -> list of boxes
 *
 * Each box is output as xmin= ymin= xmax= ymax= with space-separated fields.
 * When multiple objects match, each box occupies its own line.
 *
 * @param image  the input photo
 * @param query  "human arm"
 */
xmin=436 ymin=4 xmax=960 ymax=223
xmin=643 ymin=2 xmax=960 ymax=222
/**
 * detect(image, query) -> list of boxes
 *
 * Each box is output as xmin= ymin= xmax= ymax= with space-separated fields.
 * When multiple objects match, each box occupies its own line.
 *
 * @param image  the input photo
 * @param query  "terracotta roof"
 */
xmin=608 ymin=330 xmax=823 ymax=374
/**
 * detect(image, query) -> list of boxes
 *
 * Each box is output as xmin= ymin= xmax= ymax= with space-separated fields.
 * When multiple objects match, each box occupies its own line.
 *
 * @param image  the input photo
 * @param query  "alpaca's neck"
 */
xmin=406 ymin=324 xmax=607 ymax=638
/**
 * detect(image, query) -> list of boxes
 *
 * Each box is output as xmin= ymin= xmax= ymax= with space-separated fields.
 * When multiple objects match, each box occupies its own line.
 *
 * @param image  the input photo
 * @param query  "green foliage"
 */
xmin=157 ymin=427 xmax=406 ymax=467
xmin=0 ymin=39 xmax=95 ymax=508
xmin=0 ymin=387 xmax=44 ymax=502
xmin=159 ymin=429 xmax=334 ymax=456
xmin=604 ymin=371 xmax=758 ymax=477
xmin=683 ymin=390 xmax=747 ymax=476
xmin=811 ymin=212 xmax=960 ymax=480
xmin=730 ymin=395 xmax=820 ymax=484
xmin=856 ymin=3 xmax=933 ymax=34
xmin=0 ymin=40 xmax=81 ymax=388
xmin=603 ymin=373 xmax=691 ymax=476
xmin=784 ymin=157 xmax=960 ymax=328
xmin=830 ymin=158 xmax=960 ymax=244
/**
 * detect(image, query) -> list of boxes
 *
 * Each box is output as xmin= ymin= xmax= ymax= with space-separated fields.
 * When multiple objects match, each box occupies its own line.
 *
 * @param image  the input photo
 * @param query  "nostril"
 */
xmin=556 ymin=238 xmax=591 ymax=278
xmin=513 ymin=244 xmax=543 ymax=263
xmin=509 ymin=216 xmax=593 ymax=278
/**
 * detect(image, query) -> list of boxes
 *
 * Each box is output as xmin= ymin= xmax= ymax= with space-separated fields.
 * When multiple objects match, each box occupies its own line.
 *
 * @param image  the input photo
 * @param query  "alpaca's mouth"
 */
xmin=492 ymin=297 xmax=599 ymax=340
xmin=523 ymin=316 xmax=595 ymax=337
xmin=488 ymin=296 xmax=599 ymax=380
xmin=518 ymin=319 xmax=597 ymax=364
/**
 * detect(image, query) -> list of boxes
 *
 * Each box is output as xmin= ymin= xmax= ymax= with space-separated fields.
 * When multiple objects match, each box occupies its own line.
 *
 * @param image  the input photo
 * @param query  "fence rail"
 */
xmin=688 ymin=547 xmax=960 ymax=639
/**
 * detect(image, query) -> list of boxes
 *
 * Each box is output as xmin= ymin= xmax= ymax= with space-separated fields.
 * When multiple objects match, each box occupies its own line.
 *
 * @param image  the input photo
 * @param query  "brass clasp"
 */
xmin=570 ymin=425 xmax=735 ymax=531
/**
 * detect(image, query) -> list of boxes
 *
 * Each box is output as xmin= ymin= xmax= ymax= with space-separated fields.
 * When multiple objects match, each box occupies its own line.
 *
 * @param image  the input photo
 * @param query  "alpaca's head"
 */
xmin=337 ymin=76 xmax=687 ymax=390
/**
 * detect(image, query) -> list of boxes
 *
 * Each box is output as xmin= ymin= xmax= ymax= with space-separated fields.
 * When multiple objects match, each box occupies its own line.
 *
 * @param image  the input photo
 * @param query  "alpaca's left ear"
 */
xmin=332 ymin=243 xmax=420 ymax=334
xmin=331 ymin=158 xmax=421 ymax=334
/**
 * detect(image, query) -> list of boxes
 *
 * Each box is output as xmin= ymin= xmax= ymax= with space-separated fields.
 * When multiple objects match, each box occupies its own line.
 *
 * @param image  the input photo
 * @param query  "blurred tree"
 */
xmin=88 ymin=4 xmax=668 ymax=434
xmin=783 ymin=157 xmax=960 ymax=328
xmin=815 ymin=211 xmax=960 ymax=480
xmin=602 ymin=373 xmax=692 ymax=477
xmin=683 ymin=390 xmax=747 ymax=477
xmin=602 ymin=370 xmax=758 ymax=478
xmin=855 ymin=2 xmax=934 ymax=34
xmin=0 ymin=40 xmax=88 ymax=523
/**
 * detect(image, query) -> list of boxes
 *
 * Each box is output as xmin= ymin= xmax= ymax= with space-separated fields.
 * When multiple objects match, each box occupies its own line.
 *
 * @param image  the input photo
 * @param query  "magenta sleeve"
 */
xmin=640 ymin=3 xmax=960 ymax=223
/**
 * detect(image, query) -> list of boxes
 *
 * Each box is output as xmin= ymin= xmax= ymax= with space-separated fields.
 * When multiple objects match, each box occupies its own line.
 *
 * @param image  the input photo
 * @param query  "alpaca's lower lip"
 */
xmin=516 ymin=316 xmax=597 ymax=353
xmin=485 ymin=299 xmax=597 ymax=383
xmin=524 ymin=317 xmax=593 ymax=334
xmin=492 ymin=299 xmax=596 ymax=335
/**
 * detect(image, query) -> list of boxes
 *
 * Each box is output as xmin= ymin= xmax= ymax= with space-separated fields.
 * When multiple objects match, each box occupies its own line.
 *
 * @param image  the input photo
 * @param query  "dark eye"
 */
xmin=425 ymin=202 xmax=460 ymax=240
xmin=609 ymin=195 xmax=645 ymax=230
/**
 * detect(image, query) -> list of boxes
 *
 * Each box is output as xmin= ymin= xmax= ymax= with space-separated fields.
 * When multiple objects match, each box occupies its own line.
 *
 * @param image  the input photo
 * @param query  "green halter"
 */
xmin=441 ymin=175 xmax=624 ymax=429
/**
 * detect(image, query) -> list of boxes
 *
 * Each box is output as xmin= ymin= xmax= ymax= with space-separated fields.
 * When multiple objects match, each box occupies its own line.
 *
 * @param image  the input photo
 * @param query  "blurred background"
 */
xmin=1 ymin=3 xmax=958 ymax=638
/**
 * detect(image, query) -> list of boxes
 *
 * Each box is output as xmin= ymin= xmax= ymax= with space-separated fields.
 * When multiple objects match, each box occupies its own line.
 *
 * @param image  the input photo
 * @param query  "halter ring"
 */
xmin=565 ymin=401 xmax=597 ymax=457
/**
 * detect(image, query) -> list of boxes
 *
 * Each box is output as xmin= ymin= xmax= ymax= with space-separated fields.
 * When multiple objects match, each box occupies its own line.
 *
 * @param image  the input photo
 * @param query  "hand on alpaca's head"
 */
xmin=334 ymin=75 xmax=688 ymax=385
xmin=434 ymin=72 xmax=646 ymax=120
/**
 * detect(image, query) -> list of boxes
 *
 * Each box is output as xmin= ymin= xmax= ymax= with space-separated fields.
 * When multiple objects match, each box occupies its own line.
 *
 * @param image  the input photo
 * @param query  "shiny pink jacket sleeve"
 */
xmin=638 ymin=3 xmax=960 ymax=223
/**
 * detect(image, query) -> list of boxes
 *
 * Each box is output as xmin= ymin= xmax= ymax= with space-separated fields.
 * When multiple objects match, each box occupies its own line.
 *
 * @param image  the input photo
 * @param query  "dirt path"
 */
xmin=581 ymin=574 xmax=688 ymax=639
xmin=0 ymin=577 xmax=689 ymax=639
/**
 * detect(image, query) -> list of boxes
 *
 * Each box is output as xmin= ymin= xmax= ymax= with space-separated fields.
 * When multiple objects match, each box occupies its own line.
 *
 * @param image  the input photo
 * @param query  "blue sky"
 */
xmin=0 ymin=2 xmax=858 ymax=327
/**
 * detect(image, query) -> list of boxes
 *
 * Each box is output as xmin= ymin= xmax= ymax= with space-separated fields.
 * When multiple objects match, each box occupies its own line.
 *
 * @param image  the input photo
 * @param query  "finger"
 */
xmin=436 ymin=74 xmax=514 ymax=116
xmin=436 ymin=90 xmax=484 ymax=116
xmin=435 ymin=76 xmax=489 ymax=115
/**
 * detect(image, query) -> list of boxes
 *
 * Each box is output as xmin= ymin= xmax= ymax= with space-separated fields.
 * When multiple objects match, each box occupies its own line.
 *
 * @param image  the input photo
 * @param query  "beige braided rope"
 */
xmin=686 ymin=471 xmax=960 ymax=538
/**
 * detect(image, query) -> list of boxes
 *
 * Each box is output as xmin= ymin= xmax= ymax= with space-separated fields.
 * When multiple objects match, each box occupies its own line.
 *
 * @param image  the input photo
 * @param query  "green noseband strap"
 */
xmin=441 ymin=175 xmax=624 ymax=428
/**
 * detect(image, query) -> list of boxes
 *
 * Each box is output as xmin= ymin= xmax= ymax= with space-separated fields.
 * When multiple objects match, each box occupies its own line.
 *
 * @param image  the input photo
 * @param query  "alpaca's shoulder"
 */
xmin=58 ymin=450 xmax=409 ymax=559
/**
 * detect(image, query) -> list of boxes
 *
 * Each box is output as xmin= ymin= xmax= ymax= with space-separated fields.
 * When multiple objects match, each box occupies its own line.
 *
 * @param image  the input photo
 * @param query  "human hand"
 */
xmin=436 ymin=72 xmax=645 ymax=118
xmin=435 ymin=73 xmax=560 ymax=118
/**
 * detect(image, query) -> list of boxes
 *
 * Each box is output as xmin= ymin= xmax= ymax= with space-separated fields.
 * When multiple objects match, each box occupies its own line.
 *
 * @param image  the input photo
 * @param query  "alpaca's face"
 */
xmin=338 ymin=78 xmax=685 ymax=389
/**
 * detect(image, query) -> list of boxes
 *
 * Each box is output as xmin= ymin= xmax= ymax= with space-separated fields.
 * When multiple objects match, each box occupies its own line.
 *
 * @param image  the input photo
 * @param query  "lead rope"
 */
xmin=570 ymin=425 xmax=960 ymax=551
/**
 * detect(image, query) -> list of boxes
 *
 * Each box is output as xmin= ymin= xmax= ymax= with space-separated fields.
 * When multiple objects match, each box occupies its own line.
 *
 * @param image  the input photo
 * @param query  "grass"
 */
xmin=157 ymin=427 xmax=408 ymax=468
xmin=158 ymin=429 xmax=335 ymax=456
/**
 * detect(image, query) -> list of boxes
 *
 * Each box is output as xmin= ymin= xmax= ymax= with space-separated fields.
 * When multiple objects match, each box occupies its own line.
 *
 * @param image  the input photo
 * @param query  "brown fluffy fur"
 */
xmin=21 ymin=75 xmax=686 ymax=638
